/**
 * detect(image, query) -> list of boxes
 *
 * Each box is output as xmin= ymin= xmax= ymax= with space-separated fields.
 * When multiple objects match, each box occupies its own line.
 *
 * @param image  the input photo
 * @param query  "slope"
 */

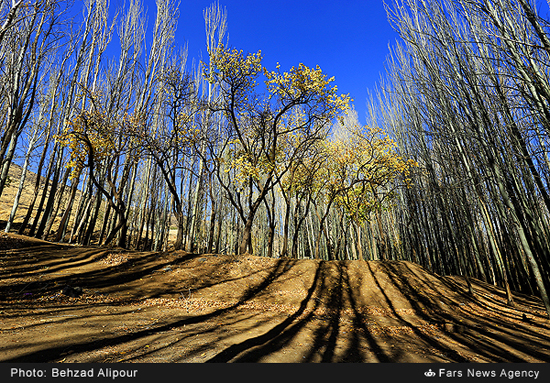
xmin=0 ymin=233 xmax=549 ymax=363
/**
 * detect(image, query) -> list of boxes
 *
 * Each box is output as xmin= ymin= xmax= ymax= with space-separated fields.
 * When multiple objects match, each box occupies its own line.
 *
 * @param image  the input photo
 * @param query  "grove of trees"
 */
xmin=1 ymin=0 xmax=549 ymax=318
xmin=0 ymin=0 xmax=414 ymax=260
xmin=374 ymin=0 xmax=550 ymax=317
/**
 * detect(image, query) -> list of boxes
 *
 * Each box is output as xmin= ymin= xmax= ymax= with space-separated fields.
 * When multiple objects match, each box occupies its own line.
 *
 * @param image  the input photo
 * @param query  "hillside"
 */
xmin=0 ymin=163 xmax=80 ymax=236
xmin=0 ymin=232 xmax=549 ymax=363
xmin=1 ymin=163 xmax=177 ymax=246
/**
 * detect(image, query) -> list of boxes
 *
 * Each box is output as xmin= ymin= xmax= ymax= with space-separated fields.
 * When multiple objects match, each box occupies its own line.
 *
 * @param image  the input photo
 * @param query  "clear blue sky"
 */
xmin=113 ymin=0 xmax=401 ymax=125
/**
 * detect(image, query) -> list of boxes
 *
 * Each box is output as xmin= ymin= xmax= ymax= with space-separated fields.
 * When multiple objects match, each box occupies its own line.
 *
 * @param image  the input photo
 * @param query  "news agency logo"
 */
xmin=422 ymin=368 xmax=540 ymax=380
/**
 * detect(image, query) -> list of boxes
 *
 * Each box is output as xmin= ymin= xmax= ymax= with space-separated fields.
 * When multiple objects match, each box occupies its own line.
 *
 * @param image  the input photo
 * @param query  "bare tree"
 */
xmin=0 ymin=0 xmax=67 ymax=198
xmin=382 ymin=0 xmax=550 ymax=317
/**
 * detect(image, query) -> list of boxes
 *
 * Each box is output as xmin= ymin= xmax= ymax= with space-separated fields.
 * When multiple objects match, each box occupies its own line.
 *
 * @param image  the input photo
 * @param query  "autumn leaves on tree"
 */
xmin=3 ymin=0 xmax=550 ymax=319
xmin=0 ymin=1 xmax=420 ymax=265
xmin=57 ymin=37 xmax=414 ymax=257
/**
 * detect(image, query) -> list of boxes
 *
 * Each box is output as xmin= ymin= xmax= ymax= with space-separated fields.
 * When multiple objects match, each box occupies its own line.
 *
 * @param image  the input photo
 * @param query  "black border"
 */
xmin=2 ymin=363 xmax=548 ymax=382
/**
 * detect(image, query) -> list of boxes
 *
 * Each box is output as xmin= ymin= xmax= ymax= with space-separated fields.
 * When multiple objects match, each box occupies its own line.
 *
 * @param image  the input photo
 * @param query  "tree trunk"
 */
xmin=280 ymin=196 xmax=291 ymax=258
xmin=4 ymin=125 xmax=39 ymax=233
xmin=174 ymin=211 xmax=185 ymax=251
xmin=238 ymin=217 xmax=254 ymax=255
xmin=206 ymin=200 xmax=217 ymax=254
xmin=18 ymin=133 xmax=51 ymax=235
xmin=54 ymin=173 xmax=81 ymax=243
xmin=42 ymin=165 xmax=71 ymax=240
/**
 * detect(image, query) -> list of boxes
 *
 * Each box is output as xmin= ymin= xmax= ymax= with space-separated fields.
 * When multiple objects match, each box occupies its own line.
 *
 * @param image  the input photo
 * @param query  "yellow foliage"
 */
xmin=56 ymin=110 xmax=113 ymax=179
xmin=264 ymin=63 xmax=351 ymax=119
xmin=202 ymin=43 xmax=263 ymax=107
xmin=314 ymin=122 xmax=418 ymax=223
xmin=203 ymin=43 xmax=355 ymax=193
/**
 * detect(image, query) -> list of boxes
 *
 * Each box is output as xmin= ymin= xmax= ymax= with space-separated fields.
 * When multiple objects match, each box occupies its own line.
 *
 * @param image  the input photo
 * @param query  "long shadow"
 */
xmin=217 ymin=260 xmax=359 ymax=362
xmin=0 ymin=257 xmax=300 ymax=363
xmin=340 ymin=261 xmax=392 ymax=362
xmin=222 ymin=260 xmax=365 ymax=363
xmin=162 ymin=260 xmax=293 ymax=300
xmin=0 ymin=249 xmax=199 ymax=302
xmin=316 ymin=261 xmax=343 ymax=362
xmin=402 ymin=262 xmax=550 ymax=352
xmin=303 ymin=261 xmax=364 ymax=362
xmin=0 ymin=246 xmax=171 ymax=298
xmin=0 ymin=247 xmax=109 ymax=299
xmin=3 ymin=248 xmax=550 ymax=363
xmin=432 ymin=272 xmax=550 ymax=345
xmin=0 ymin=245 xmax=106 ymax=277
xmin=209 ymin=260 xmax=392 ymax=363
xmin=370 ymin=262 xmax=471 ymax=362
xmin=381 ymin=261 xmax=550 ymax=362
xmin=3 ymin=258 xmax=366 ymax=363
xmin=121 ymin=307 xmax=268 ymax=363
xmin=441 ymin=276 xmax=550 ymax=325
xmin=1 ymin=250 xmax=296 ymax=314
xmin=377 ymin=262 xmax=486 ymax=362
xmin=450 ymin=284 xmax=550 ymax=360
xmin=0 ymin=304 xmax=150 ymax=349
xmin=205 ymin=261 xmax=322 ymax=362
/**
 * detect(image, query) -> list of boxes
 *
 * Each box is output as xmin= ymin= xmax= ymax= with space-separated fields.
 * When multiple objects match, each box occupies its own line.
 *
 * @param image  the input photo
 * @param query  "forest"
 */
xmin=1 ymin=0 xmax=550 ymax=322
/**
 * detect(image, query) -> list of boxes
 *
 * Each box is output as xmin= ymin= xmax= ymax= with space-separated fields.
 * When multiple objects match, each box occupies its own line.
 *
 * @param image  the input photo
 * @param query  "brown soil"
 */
xmin=0 ymin=232 xmax=549 ymax=363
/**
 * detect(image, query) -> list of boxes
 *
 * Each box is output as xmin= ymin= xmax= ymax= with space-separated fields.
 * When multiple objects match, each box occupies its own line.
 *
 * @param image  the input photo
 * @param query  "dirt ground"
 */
xmin=0 ymin=232 xmax=549 ymax=363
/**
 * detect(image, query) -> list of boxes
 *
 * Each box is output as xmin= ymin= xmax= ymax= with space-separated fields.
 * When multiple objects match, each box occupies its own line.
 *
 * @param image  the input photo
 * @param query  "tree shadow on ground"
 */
xmin=0 ymin=246 xmax=190 ymax=300
xmin=1 ymin=255 xmax=305 ymax=362
xmin=377 ymin=261 xmax=550 ymax=362
xmin=1 ymin=243 xmax=550 ymax=363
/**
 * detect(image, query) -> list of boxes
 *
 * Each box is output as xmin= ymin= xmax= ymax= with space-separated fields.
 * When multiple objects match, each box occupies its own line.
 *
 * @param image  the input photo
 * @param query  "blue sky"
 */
xmin=112 ymin=0 xmax=401 ymax=125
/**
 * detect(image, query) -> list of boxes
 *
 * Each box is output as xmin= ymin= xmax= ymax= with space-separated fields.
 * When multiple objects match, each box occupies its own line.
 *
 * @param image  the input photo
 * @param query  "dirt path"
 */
xmin=1 ymin=233 xmax=549 ymax=363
